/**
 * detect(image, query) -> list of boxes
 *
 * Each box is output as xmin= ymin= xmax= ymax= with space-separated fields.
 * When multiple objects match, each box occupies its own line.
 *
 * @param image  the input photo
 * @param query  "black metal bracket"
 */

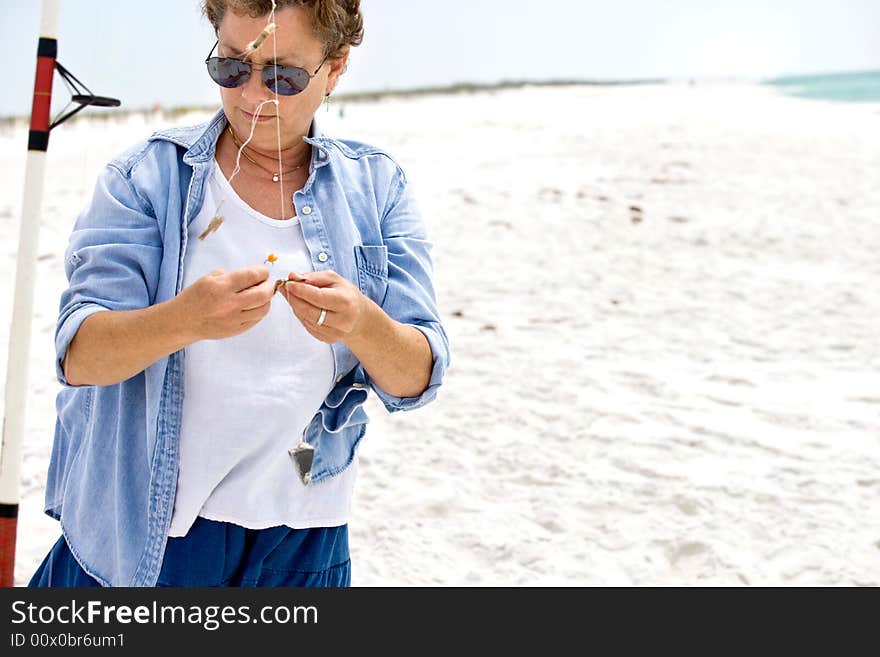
xmin=50 ymin=61 xmax=121 ymax=130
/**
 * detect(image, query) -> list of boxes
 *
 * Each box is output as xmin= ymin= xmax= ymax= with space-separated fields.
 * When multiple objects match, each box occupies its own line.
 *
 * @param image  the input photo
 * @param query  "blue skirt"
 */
xmin=28 ymin=516 xmax=351 ymax=587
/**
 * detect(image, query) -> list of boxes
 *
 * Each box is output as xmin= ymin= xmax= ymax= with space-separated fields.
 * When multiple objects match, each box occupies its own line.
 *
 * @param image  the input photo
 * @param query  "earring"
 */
xmin=325 ymin=92 xmax=331 ymax=112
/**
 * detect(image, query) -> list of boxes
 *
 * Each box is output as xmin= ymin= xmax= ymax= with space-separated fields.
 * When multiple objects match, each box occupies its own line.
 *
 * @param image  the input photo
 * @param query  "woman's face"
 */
xmin=215 ymin=6 xmax=346 ymax=151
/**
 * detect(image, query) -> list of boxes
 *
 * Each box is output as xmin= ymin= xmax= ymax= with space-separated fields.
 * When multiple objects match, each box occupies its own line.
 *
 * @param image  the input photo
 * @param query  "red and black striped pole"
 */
xmin=0 ymin=0 xmax=59 ymax=587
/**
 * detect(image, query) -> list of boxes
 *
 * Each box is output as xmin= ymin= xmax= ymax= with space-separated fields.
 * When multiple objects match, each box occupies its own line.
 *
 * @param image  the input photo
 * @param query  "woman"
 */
xmin=28 ymin=0 xmax=449 ymax=587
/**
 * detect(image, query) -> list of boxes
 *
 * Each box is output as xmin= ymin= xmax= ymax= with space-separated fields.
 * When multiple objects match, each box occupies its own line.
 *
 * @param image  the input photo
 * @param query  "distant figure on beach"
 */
xmin=29 ymin=0 xmax=449 ymax=588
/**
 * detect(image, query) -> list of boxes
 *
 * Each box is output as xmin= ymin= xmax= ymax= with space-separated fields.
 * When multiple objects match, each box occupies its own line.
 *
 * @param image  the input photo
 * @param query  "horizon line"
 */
xmin=1 ymin=68 xmax=876 ymax=122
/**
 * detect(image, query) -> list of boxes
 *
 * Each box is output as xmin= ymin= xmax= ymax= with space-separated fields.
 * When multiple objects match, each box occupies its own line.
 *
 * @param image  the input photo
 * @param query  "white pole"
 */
xmin=0 ymin=155 xmax=48 ymax=501
xmin=0 ymin=0 xmax=60 ymax=586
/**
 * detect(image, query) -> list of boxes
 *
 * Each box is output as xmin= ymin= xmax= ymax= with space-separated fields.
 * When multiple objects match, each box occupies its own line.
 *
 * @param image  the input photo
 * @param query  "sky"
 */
xmin=0 ymin=0 xmax=878 ymax=117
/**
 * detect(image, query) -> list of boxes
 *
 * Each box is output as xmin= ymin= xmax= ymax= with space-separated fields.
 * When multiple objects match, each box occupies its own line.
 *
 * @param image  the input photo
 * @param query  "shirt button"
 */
xmin=351 ymin=382 xmax=365 ymax=389
xmin=301 ymin=206 xmax=312 ymax=215
xmin=318 ymin=252 xmax=328 ymax=262
xmin=336 ymin=374 xmax=344 ymax=383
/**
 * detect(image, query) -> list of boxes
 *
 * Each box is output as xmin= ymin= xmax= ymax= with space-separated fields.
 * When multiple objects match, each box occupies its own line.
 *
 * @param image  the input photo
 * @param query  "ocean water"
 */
xmin=764 ymin=70 xmax=880 ymax=103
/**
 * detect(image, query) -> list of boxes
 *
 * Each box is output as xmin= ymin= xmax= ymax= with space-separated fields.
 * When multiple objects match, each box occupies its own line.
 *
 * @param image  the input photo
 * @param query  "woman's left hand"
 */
xmin=279 ymin=270 xmax=369 ymax=344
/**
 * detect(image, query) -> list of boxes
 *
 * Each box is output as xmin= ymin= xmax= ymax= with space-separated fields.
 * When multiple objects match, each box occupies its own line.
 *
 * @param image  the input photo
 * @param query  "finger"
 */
xmin=282 ymin=286 xmax=335 ymax=329
xmin=290 ymin=269 xmax=341 ymax=288
xmin=302 ymin=320 xmax=335 ymax=342
xmin=300 ymin=313 xmax=344 ymax=344
xmin=240 ymin=302 xmax=270 ymax=323
xmin=238 ymin=319 xmax=261 ymax=332
xmin=238 ymin=276 xmax=276 ymax=310
xmin=228 ymin=265 xmax=270 ymax=292
xmin=313 ymin=306 xmax=334 ymax=329
xmin=281 ymin=283 xmax=316 ymax=317
xmin=284 ymin=279 xmax=338 ymax=310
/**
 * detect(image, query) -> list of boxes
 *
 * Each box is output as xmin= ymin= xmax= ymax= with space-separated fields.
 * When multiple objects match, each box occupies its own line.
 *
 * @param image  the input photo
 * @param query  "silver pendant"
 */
xmin=288 ymin=441 xmax=314 ymax=485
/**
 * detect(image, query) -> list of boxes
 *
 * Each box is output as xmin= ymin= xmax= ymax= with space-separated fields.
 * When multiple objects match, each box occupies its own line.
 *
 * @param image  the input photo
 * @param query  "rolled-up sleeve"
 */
xmin=55 ymin=163 xmax=163 ymax=387
xmin=367 ymin=168 xmax=450 ymax=413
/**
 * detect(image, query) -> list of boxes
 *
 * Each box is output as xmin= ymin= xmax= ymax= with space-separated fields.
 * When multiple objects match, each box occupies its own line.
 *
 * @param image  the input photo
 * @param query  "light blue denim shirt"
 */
xmin=44 ymin=109 xmax=450 ymax=586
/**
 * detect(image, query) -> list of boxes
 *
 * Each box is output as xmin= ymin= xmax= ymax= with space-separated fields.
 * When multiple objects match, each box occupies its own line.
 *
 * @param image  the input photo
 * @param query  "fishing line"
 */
xmin=271 ymin=0 xmax=286 ymax=220
xmin=202 ymin=2 xmax=285 ymax=239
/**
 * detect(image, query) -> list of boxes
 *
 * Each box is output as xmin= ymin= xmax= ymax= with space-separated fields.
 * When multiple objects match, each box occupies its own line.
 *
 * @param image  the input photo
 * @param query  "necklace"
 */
xmin=226 ymin=125 xmax=308 ymax=183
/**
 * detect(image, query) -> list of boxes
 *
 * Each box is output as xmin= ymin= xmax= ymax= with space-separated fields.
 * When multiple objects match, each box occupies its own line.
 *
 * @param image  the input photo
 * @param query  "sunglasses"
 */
xmin=205 ymin=40 xmax=326 ymax=96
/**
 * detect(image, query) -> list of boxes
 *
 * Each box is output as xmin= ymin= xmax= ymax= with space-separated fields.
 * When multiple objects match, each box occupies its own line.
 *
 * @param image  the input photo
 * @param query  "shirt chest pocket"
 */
xmin=353 ymin=244 xmax=389 ymax=306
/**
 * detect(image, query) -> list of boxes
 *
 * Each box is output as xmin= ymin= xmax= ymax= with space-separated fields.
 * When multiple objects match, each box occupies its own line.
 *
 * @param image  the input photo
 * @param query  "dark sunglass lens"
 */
xmin=263 ymin=65 xmax=310 ymax=96
xmin=206 ymin=58 xmax=251 ymax=88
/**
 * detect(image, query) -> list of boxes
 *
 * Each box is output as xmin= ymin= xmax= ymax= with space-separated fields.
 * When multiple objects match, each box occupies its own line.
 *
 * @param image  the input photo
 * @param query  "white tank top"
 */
xmin=167 ymin=160 xmax=357 ymax=538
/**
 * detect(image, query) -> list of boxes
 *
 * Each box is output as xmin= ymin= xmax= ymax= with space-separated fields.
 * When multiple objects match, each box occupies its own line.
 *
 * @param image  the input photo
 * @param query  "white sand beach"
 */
xmin=2 ymin=81 xmax=879 ymax=586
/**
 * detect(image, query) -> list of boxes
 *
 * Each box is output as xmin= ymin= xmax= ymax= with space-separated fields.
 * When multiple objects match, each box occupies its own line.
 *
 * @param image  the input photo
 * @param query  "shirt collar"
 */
xmin=304 ymin=116 xmax=331 ymax=168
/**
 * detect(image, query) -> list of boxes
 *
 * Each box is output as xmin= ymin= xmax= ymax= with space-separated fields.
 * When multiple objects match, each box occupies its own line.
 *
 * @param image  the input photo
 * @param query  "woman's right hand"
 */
xmin=175 ymin=265 xmax=277 ymax=342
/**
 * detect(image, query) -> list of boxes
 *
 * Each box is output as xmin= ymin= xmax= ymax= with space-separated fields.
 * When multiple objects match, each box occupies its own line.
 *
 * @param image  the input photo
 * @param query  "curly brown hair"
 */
xmin=201 ymin=0 xmax=363 ymax=60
